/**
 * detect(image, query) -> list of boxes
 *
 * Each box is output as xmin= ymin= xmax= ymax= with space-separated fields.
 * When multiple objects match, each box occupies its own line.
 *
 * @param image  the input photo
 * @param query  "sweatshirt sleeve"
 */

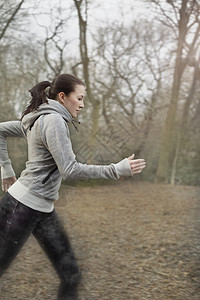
xmin=42 ymin=114 xmax=133 ymax=180
xmin=0 ymin=121 xmax=26 ymax=179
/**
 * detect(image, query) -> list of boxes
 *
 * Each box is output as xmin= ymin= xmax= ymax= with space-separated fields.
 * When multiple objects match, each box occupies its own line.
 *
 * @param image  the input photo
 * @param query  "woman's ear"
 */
xmin=57 ymin=92 xmax=65 ymax=105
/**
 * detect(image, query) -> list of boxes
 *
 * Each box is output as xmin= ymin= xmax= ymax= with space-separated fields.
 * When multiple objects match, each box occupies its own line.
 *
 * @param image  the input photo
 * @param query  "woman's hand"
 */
xmin=1 ymin=176 xmax=17 ymax=192
xmin=128 ymin=154 xmax=146 ymax=175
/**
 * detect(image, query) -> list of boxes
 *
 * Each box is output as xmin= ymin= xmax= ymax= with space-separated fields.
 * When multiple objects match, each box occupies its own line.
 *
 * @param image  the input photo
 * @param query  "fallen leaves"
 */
xmin=0 ymin=181 xmax=200 ymax=299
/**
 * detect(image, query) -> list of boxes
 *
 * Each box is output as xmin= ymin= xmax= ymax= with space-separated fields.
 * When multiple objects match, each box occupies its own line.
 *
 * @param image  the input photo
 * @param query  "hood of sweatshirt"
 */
xmin=21 ymin=99 xmax=73 ymax=130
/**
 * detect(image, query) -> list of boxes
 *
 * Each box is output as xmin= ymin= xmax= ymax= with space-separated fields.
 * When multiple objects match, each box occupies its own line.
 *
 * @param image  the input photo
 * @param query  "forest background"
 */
xmin=0 ymin=0 xmax=199 ymax=187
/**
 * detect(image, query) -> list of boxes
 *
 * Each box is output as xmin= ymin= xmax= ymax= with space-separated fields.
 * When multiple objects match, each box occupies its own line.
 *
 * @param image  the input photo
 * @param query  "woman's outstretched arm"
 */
xmin=43 ymin=114 xmax=146 ymax=181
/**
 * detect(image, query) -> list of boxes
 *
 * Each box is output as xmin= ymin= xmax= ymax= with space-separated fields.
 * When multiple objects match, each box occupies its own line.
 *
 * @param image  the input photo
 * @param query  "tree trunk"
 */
xmin=155 ymin=0 xmax=190 ymax=183
xmin=73 ymin=0 xmax=101 ymax=152
xmin=170 ymin=58 xmax=200 ymax=184
xmin=155 ymin=55 xmax=182 ymax=183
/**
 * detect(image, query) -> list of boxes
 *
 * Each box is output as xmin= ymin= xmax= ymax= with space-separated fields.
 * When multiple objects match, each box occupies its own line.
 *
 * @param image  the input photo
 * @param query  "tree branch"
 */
xmin=0 ymin=0 xmax=24 ymax=41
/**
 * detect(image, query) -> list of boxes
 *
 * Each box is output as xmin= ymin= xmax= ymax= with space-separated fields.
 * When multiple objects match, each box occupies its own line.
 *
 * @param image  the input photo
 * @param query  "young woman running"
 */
xmin=0 ymin=74 xmax=146 ymax=299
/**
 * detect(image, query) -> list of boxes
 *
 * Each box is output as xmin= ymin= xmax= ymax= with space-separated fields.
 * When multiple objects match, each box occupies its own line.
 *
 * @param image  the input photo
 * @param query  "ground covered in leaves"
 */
xmin=0 ymin=180 xmax=200 ymax=299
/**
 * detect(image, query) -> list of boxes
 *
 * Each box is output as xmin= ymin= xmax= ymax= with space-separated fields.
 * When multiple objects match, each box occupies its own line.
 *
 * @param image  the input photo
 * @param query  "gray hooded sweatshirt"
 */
xmin=0 ymin=99 xmax=133 ymax=212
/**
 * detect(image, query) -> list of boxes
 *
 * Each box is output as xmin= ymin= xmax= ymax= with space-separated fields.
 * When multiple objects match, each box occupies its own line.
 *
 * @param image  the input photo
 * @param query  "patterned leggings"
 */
xmin=0 ymin=192 xmax=81 ymax=299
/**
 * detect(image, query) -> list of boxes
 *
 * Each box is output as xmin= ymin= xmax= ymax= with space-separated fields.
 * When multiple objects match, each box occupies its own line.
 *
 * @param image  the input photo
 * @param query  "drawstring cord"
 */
xmin=71 ymin=120 xmax=81 ymax=131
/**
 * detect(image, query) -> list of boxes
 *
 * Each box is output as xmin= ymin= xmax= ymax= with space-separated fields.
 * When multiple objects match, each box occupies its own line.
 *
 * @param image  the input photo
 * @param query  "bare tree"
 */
xmin=73 ymin=0 xmax=102 ymax=151
xmin=0 ymin=0 xmax=24 ymax=42
xmin=73 ymin=0 xmax=91 ymax=100
xmin=153 ymin=0 xmax=200 ymax=183
xmin=170 ymin=50 xmax=200 ymax=185
xmin=34 ymin=6 xmax=75 ymax=78
xmin=43 ymin=20 xmax=67 ymax=77
xmin=90 ymin=20 xmax=172 ymax=158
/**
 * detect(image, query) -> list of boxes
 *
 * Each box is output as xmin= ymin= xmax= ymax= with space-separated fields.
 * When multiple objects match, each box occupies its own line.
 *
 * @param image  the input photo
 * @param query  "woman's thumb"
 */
xmin=128 ymin=153 xmax=135 ymax=160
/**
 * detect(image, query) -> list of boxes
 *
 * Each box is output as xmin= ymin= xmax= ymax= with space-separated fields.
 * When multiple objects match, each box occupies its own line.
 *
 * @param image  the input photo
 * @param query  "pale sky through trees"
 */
xmin=22 ymin=0 xmax=152 ymax=43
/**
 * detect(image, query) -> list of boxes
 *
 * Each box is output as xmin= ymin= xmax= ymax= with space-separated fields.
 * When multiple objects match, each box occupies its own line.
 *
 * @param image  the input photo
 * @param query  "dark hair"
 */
xmin=21 ymin=74 xmax=84 ymax=120
xmin=49 ymin=74 xmax=84 ymax=99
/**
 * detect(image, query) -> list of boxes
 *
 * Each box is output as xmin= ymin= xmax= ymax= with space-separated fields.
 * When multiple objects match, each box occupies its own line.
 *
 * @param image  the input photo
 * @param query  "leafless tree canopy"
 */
xmin=0 ymin=0 xmax=199 ymax=185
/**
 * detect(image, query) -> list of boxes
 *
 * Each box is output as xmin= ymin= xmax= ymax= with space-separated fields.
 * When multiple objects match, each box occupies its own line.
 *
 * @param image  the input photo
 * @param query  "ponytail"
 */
xmin=21 ymin=81 xmax=51 ymax=120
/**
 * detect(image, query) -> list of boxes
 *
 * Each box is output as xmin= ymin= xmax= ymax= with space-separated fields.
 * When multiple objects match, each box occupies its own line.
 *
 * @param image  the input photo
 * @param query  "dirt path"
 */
xmin=0 ymin=180 xmax=200 ymax=299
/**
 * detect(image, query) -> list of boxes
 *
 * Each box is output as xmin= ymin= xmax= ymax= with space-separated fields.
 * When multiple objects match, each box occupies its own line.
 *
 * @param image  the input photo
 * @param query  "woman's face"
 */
xmin=58 ymin=84 xmax=85 ymax=118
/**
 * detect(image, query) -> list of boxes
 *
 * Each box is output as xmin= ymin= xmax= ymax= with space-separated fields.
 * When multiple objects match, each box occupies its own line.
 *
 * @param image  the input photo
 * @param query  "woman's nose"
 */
xmin=79 ymin=100 xmax=84 ymax=108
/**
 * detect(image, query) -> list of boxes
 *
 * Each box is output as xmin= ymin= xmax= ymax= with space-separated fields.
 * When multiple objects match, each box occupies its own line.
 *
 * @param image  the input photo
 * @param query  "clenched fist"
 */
xmin=1 ymin=176 xmax=17 ymax=192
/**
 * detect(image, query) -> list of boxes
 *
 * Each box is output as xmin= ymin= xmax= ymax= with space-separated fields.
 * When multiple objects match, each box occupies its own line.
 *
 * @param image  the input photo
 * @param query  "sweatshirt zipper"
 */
xmin=42 ymin=166 xmax=58 ymax=184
